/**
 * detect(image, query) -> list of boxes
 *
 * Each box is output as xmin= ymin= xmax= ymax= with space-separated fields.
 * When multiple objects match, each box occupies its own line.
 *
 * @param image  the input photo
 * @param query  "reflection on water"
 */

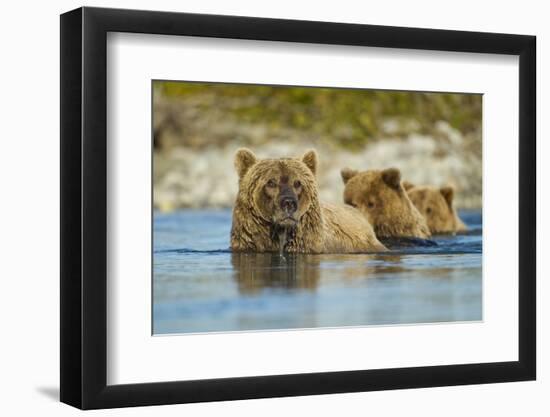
xmin=153 ymin=210 xmax=482 ymax=334
xmin=232 ymin=253 xmax=320 ymax=293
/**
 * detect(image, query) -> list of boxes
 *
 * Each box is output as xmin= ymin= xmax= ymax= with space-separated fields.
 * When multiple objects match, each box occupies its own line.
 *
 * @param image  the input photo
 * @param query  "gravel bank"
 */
xmin=154 ymin=122 xmax=481 ymax=211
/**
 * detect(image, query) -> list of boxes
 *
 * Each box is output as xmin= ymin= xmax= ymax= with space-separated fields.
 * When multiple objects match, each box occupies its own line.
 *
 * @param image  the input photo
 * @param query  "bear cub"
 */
xmin=341 ymin=167 xmax=431 ymax=240
xmin=403 ymin=182 xmax=467 ymax=235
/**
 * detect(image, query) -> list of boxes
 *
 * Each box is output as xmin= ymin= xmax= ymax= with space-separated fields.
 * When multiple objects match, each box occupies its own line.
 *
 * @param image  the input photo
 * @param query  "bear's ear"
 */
xmin=402 ymin=180 xmax=415 ymax=191
xmin=234 ymin=148 xmax=257 ymax=179
xmin=301 ymin=149 xmax=318 ymax=176
xmin=440 ymin=186 xmax=455 ymax=207
xmin=341 ymin=168 xmax=358 ymax=184
xmin=382 ymin=168 xmax=401 ymax=189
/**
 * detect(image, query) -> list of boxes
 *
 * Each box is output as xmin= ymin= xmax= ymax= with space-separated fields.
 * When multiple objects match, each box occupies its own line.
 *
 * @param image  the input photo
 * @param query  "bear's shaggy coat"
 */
xmin=231 ymin=149 xmax=386 ymax=254
xmin=341 ymin=168 xmax=431 ymax=239
xmin=403 ymin=182 xmax=467 ymax=235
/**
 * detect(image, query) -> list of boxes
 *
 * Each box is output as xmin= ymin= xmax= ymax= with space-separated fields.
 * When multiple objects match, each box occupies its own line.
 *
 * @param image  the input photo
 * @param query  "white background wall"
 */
xmin=0 ymin=0 xmax=545 ymax=415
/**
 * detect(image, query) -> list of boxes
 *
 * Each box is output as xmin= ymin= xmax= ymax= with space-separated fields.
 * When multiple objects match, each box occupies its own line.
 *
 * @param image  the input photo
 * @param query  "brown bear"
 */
xmin=403 ymin=182 xmax=468 ymax=235
xmin=341 ymin=168 xmax=431 ymax=240
xmin=230 ymin=149 xmax=387 ymax=254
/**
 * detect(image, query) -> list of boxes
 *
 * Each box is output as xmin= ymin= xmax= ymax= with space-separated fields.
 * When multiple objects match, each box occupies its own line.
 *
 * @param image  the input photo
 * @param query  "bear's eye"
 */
xmin=367 ymin=201 xmax=375 ymax=209
xmin=266 ymin=179 xmax=277 ymax=188
xmin=426 ymin=207 xmax=432 ymax=214
xmin=293 ymin=180 xmax=301 ymax=189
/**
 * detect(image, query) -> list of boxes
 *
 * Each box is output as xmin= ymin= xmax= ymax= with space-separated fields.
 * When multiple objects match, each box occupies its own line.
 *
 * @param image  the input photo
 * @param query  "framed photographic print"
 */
xmin=60 ymin=6 xmax=536 ymax=410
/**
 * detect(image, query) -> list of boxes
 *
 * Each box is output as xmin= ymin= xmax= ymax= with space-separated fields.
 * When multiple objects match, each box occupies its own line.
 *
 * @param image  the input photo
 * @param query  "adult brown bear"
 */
xmin=230 ymin=149 xmax=386 ymax=254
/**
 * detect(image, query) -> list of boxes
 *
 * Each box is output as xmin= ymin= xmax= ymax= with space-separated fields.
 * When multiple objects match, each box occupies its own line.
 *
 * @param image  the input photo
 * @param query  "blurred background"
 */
xmin=153 ymin=81 xmax=482 ymax=211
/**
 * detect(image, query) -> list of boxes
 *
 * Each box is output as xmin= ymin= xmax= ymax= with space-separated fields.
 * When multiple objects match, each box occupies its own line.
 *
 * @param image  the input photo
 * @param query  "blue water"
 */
xmin=153 ymin=210 xmax=482 ymax=334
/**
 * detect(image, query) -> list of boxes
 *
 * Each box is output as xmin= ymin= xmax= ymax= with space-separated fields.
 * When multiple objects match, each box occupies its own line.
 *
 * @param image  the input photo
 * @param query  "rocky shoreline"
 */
xmin=154 ymin=121 xmax=482 ymax=211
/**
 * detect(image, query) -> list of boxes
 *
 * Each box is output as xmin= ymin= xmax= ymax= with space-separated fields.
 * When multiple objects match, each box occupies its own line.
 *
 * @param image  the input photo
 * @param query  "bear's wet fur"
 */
xmin=403 ymin=182 xmax=467 ymax=235
xmin=341 ymin=167 xmax=431 ymax=239
xmin=231 ymin=149 xmax=387 ymax=254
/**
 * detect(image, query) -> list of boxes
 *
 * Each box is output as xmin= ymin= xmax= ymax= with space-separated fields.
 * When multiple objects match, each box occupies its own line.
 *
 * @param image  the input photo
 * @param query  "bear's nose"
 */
xmin=280 ymin=196 xmax=298 ymax=214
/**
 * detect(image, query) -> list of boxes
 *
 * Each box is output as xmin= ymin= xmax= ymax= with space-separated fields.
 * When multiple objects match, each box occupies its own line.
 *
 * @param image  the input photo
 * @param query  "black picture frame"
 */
xmin=60 ymin=6 xmax=536 ymax=410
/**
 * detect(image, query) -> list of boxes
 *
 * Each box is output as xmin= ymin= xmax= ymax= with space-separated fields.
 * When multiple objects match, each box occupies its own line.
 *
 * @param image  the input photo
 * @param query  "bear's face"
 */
xmin=234 ymin=148 xmax=319 ymax=229
xmin=341 ymin=168 xmax=413 ymax=235
xmin=405 ymin=184 xmax=459 ymax=234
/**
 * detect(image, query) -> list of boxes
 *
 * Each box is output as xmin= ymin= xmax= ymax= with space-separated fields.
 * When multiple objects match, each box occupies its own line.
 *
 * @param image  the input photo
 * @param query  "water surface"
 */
xmin=153 ymin=210 xmax=482 ymax=334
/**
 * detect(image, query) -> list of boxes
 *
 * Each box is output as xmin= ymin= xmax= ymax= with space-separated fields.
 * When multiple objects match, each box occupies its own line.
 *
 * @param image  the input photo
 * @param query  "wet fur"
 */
xmin=231 ymin=149 xmax=386 ymax=254
xmin=404 ymin=183 xmax=467 ymax=234
xmin=341 ymin=168 xmax=431 ymax=239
